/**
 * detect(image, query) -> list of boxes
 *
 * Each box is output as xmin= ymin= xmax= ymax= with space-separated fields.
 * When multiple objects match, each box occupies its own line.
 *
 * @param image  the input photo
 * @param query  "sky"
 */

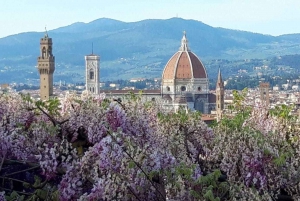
xmin=0 ymin=0 xmax=300 ymax=38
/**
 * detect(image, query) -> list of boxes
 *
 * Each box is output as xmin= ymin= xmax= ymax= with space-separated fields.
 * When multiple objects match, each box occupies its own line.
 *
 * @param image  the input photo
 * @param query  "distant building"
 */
xmin=99 ymin=82 xmax=106 ymax=88
xmin=0 ymin=84 xmax=9 ymax=90
xmin=109 ymin=83 xmax=120 ymax=89
xmin=259 ymin=82 xmax=270 ymax=105
xmin=85 ymin=54 xmax=100 ymax=95
xmin=282 ymin=83 xmax=291 ymax=90
xmin=37 ymin=31 xmax=55 ymax=100
xmin=75 ymin=85 xmax=85 ymax=90
xmin=292 ymin=85 xmax=299 ymax=91
xmin=130 ymin=78 xmax=145 ymax=82
xmin=273 ymin=85 xmax=281 ymax=91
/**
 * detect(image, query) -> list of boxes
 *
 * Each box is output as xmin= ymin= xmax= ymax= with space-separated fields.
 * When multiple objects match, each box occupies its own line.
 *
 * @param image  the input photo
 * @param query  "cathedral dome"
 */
xmin=162 ymin=32 xmax=207 ymax=80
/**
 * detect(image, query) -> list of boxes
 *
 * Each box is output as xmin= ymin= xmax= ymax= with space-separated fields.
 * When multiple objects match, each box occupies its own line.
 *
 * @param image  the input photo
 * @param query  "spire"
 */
xmin=218 ymin=67 xmax=223 ymax=83
xmin=179 ymin=31 xmax=190 ymax=51
xmin=216 ymin=67 xmax=224 ymax=122
xmin=92 ymin=42 xmax=94 ymax=55
xmin=217 ymin=67 xmax=224 ymax=88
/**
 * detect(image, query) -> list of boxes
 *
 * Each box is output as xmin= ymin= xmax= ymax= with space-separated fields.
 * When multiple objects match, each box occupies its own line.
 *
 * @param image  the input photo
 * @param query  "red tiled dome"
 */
xmin=162 ymin=32 xmax=207 ymax=80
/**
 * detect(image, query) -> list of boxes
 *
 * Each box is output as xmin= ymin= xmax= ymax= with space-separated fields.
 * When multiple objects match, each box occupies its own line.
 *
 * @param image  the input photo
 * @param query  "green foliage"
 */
xmin=273 ymin=152 xmax=292 ymax=166
xmin=124 ymin=91 xmax=142 ymax=102
xmin=3 ymin=176 xmax=58 ymax=201
xmin=204 ymin=189 xmax=220 ymax=201
xmin=219 ymin=88 xmax=250 ymax=131
xmin=175 ymin=163 xmax=194 ymax=180
xmin=220 ymin=112 xmax=248 ymax=131
xmin=128 ymin=160 xmax=135 ymax=169
xmin=35 ymin=98 xmax=61 ymax=117
xmin=192 ymin=170 xmax=228 ymax=201
xmin=199 ymin=169 xmax=222 ymax=186
xmin=269 ymin=104 xmax=295 ymax=121
xmin=21 ymin=93 xmax=34 ymax=104
xmin=232 ymin=88 xmax=248 ymax=112
xmin=5 ymin=191 xmax=25 ymax=201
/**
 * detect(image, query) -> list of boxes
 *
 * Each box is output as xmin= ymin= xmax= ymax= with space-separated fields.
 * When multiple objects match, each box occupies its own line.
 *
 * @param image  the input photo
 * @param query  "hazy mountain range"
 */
xmin=0 ymin=17 xmax=300 ymax=83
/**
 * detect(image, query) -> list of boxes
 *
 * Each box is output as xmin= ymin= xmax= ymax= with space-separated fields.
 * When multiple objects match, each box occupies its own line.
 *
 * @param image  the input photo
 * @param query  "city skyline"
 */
xmin=1 ymin=0 xmax=300 ymax=38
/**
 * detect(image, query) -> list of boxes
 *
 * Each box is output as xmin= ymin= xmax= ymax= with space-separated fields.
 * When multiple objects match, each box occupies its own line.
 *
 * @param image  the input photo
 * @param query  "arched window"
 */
xmin=198 ymin=87 xmax=201 ymax=91
xmin=181 ymin=86 xmax=186 ymax=91
xmin=89 ymin=69 xmax=94 ymax=80
xmin=42 ymin=47 xmax=46 ymax=59
xmin=48 ymin=46 xmax=52 ymax=57
xmin=166 ymin=86 xmax=170 ymax=91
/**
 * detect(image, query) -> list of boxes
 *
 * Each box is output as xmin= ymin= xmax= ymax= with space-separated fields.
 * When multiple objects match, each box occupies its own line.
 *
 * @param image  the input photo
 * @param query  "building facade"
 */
xmin=85 ymin=54 xmax=100 ymax=95
xmin=37 ymin=32 xmax=55 ymax=100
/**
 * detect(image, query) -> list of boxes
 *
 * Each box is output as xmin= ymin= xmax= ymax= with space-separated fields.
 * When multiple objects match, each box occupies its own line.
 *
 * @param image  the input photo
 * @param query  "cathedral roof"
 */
xmin=162 ymin=32 xmax=207 ymax=80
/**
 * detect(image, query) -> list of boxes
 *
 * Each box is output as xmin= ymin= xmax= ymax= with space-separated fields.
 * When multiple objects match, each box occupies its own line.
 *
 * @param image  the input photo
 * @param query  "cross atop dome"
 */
xmin=179 ymin=31 xmax=190 ymax=51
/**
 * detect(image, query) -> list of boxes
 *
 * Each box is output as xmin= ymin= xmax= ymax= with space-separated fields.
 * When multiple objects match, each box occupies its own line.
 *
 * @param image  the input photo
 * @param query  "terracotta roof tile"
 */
xmin=163 ymin=52 xmax=181 ymax=79
xmin=175 ymin=52 xmax=192 ymax=79
xmin=189 ymin=52 xmax=207 ymax=78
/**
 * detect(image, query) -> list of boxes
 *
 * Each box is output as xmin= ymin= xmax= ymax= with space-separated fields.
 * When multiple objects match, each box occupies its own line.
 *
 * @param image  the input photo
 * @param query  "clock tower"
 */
xmin=37 ymin=31 xmax=55 ymax=100
xmin=85 ymin=54 xmax=100 ymax=95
